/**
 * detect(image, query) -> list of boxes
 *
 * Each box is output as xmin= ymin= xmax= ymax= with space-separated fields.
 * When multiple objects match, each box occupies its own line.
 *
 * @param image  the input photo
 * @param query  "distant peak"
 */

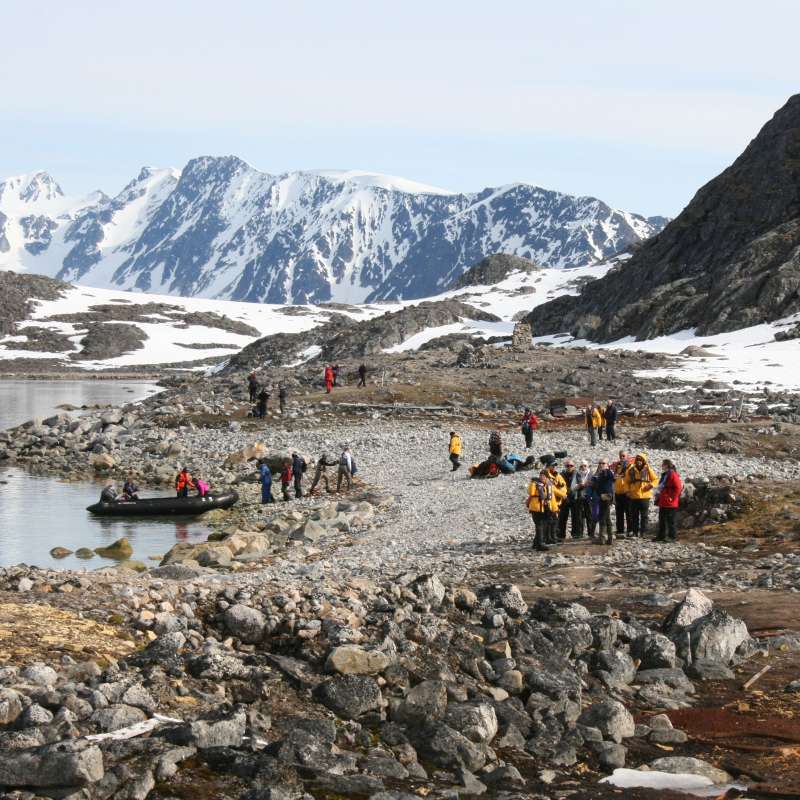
xmin=0 ymin=170 xmax=64 ymax=204
xmin=307 ymin=169 xmax=455 ymax=196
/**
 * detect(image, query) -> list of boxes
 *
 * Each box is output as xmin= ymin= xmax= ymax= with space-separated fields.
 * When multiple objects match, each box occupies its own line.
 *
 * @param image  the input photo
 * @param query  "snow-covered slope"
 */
xmin=2 ymin=263 xmax=799 ymax=391
xmin=1 ymin=158 xmax=667 ymax=304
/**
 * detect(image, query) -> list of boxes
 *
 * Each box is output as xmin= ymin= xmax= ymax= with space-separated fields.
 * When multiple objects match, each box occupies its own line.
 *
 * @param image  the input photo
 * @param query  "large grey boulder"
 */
xmin=223 ymin=604 xmax=266 ymax=643
xmin=91 ymin=704 xmax=147 ymax=732
xmin=480 ymin=584 xmax=528 ymax=617
xmin=168 ymin=710 xmax=246 ymax=749
xmin=409 ymin=574 xmax=446 ymax=606
xmin=663 ymin=588 xmax=714 ymax=631
xmin=413 ymin=722 xmax=487 ymax=771
xmin=393 ymin=680 xmax=448 ymax=726
xmin=0 ymin=741 xmax=104 ymax=787
xmin=649 ymin=756 xmax=731 ymax=783
xmin=689 ymin=610 xmax=750 ymax=664
xmin=0 ymin=688 xmax=23 ymax=725
xmin=632 ymin=633 xmax=677 ymax=669
xmin=577 ymin=700 xmax=635 ymax=743
xmin=316 ymin=675 xmax=383 ymax=719
xmin=444 ymin=702 xmax=498 ymax=744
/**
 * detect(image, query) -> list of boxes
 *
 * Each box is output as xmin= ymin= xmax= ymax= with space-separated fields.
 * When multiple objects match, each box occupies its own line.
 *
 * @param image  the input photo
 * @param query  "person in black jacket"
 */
xmin=291 ymin=452 xmax=306 ymax=499
xmin=247 ymin=371 xmax=258 ymax=403
xmin=558 ymin=460 xmax=577 ymax=540
xmin=605 ymin=399 xmax=618 ymax=441
xmin=257 ymin=388 xmax=269 ymax=419
xmin=488 ymin=430 xmax=502 ymax=459
xmin=357 ymin=364 xmax=367 ymax=387
xmin=590 ymin=459 xmax=616 ymax=544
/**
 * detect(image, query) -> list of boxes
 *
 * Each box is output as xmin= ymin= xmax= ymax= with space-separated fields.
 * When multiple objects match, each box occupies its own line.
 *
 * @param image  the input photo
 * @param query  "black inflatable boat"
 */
xmin=87 ymin=490 xmax=239 ymax=517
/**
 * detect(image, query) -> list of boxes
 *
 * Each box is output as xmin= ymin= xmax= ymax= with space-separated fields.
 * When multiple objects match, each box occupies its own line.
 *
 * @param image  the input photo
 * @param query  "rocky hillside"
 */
xmin=452 ymin=253 xmax=541 ymax=289
xmin=0 ymin=270 xmax=67 ymax=336
xmin=530 ymin=94 xmax=800 ymax=341
xmin=0 ymin=161 xmax=666 ymax=304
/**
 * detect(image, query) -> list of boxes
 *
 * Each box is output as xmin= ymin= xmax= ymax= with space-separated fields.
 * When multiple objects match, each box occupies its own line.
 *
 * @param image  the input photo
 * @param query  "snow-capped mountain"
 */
xmin=1 ymin=157 xmax=667 ymax=303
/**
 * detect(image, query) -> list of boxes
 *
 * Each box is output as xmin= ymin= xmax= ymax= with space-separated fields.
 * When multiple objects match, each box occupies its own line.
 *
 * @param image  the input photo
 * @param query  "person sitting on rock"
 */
xmin=100 ymin=483 xmax=118 ymax=503
xmin=175 ymin=467 xmax=195 ymax=498
xmin=122 ymin=475 xmax=139 ymax=500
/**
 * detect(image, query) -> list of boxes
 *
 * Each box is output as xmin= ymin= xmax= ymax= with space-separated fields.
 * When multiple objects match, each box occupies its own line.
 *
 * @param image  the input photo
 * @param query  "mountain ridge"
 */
xmin=529 ymin=94 xmax=800 ymax=341
xmin=0 ymin=157 xmax=667 ymax=304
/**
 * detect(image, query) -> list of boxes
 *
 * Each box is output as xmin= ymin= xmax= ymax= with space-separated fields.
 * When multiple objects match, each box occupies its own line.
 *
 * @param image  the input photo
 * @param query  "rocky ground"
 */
xmin=1 ymin=364 xmax=800 ymax=799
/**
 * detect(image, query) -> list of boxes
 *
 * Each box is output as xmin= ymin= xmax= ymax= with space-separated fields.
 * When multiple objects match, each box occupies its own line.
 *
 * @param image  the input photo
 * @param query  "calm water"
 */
xmin=0 ymin=379 xmax=211 ymax=569
xmin=0 ymin=467 xmax=212 ymax=569
xmin=0 ymin=379 xmax=162 ymax=431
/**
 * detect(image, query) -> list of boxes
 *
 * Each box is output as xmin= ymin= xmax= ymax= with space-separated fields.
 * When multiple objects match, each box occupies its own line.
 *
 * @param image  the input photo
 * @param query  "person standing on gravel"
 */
xmin=358 ymin=364 xmax=367 ymax=387
xmin=337 ymin=446 xmax=354 ymax=492
xmin=280 ymin=459 xmax=293 ymax=501
xmin=309 ymin=453 xmax=338 ymax=494
xmin=259 ymin=461 xmax=275 ymax=504
xmin=590 ymin=459 xmax=615 ymax=544
xmin=558 ymin=459 xmax=577 ymax=539
xmin=247 ymin=371 xmax=258 ymax=403
xmin=527 ymin=470 xmax=552 ymax=552
xmin=625 ymin=453 xmax=657 ymax=537
xmin=291 ymin=452 xmax=306 ymax=499
xmin=605 ymin=399 xmax=618 ymax=441
xmin=324 ymin=366 xmax=334 ymax=394
xmin=569 ymin=460 xmax=593 ymax=538
xmin=655 ymin=459 xmax=683 ymax=541
xmin=278 ymin=382 xmax=288 ymax=413
xmin=521 ymin=408 xmax=538 ymax=449
xmin=544 ymin=460 xmax=567 ymax=545
xmin=585 ymin=404 xmax=602 ymax=447
xmin=257 ymin=387 xmax=269 ymax=419
xmin=611 ymin=450 xmax=632 ymax=537
xmin=448 ymin=431 xmax=463 ymax=471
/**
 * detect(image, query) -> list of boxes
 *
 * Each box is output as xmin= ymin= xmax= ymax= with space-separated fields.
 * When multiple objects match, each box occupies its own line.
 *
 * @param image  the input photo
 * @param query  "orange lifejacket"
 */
xmin=176 ymin=471 xmax=194 ymax=491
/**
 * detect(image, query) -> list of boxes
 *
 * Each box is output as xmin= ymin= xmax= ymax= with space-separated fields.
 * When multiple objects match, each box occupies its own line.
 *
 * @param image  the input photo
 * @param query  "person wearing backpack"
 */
xmin=521 ymin=408 xmax=538 ymax=449
xmin=291 ymin=452 xmax=306 ymax=499
xmin=655 ymin=459 xmax=683 ymax=541
xmin=526 ymin=470 xmax=552 ymax=552
xmin=280 ymin=458 xmax=293 ymax=501
xmin=337 ymin=446 xmax=353 ymax=492
xmin=625 ymin=453 xmax=658 ymax=537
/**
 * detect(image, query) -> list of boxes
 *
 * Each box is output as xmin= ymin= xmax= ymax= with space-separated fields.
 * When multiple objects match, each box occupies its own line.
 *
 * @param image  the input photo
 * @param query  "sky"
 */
xmin=1 ymin=0 xmax=797 ymax=217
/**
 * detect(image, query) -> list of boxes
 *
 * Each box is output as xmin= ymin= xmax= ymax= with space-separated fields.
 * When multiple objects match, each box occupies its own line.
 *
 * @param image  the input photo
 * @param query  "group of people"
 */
xmin=99 ymin=467 xmax=211 ymax=503
xmin=584 ymin=400 xmax=619 ymax=446
xmin=247 ymin=372 xmax=289 ymax=418
xmin=526 ymin=450 xmax=683 ymax=550
xmin=323 ymin=364 xmax=369 ymax=392
xmin=258 ymin=446 xmax=357 ymax=503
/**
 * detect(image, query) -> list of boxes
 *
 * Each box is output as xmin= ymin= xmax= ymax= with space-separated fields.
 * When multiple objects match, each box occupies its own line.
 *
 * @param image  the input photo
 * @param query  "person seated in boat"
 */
xmin=175 ymin=467 xmax=195 ymax=498
xmin=122 ymin=475 xmax=140 ymax=500
xmin=100 ymin=483 xmax=118 ymax=503
xmin=195 ymin=476 xmax=210 ymax=498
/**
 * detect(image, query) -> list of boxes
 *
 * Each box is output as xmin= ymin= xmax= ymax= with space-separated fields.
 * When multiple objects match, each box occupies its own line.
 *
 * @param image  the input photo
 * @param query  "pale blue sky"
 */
xmin=1 ymin=0 xmax=797 ymax=216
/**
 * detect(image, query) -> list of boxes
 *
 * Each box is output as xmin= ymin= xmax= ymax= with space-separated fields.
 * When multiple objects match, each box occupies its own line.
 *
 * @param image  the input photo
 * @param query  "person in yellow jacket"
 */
xmin=586 ymin=404 xmax=603 ymax=447
xmin=611 ymin=450 xmax=633 ymax=538
xmin=448 ymin=431 xmax=462 ymax=472
xmin=527 ymin=470 xmax=553 ymax=551
xmin=625 ymin=453 xmax=658 ymax=537
xmin=545 ymin=461 xmax=567 ymax=544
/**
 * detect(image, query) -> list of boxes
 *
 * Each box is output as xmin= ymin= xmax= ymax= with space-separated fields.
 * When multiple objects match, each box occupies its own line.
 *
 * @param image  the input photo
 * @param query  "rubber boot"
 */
xmin=534 ymin=524 xmax=549 ymax=552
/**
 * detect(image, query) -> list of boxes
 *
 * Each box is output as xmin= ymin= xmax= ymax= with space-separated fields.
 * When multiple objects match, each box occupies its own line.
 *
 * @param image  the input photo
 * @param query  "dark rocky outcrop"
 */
xmin=73 ymin=322 xmax=148 ymax=361
xmin=530 ymin=94 xmax=800 ymax=341
xmin=225 ymin=300 xmax=500 ymax=371
xmin=451 ymin=253 xmax=541 ymax=289
xmin=0 ymin=270 xmax=67 ymax=336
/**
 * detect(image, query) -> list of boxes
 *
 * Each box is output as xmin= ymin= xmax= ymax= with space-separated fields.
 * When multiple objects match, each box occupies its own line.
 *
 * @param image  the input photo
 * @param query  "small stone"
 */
xmin=326 ymin=645 xmax=391 ymax=675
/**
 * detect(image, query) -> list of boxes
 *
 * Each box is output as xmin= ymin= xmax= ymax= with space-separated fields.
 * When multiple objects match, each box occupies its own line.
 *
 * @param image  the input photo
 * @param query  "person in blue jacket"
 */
xmin=259 ymin=461 xmax=275 ymax=504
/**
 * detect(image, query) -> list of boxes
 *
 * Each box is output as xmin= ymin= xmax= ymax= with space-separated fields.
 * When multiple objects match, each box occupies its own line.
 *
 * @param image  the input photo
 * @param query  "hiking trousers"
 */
xmin=294 ymin=476 xmax=303 ymax=499
xmin=309 ymin=465 xmax=329 ymax=494
xmin=558 ymin=502 xmax=572 ymax=539
xmin=589 ymin=427 xmax=597 ymax=447
xmin=531 ymin=512 xmax=548 ymax=549
xmin=591 ymin=498 xmax=613 ymax=543
xmin=628 ymin=498 xmax=650 ymax=537
xmin=614 ymin=494 xmax=628 ymax=534
xmin=658 ymin=507 xmax=677 ymax=540
xmin=606 ymin=422 xmax=616 ymax=441
xmin=337 ymin=465 xmax=352 ymax=492
xmin=281 ymin=482 xmax=291 ymax=501
xmin=523 ymin=426 xmax=533 ymax=448
xmin=449 ymin=453 xmax=460 ymax=471
xmin=261 ymin=484 xmax=275 ymax=504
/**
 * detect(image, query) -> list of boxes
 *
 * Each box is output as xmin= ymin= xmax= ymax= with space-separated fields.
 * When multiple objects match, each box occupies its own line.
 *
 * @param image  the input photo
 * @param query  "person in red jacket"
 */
xmin=655 ymin=459 xmax=683 ymax=541
xmin=280 ymin=458 xmax=293 ymax=502
xmin=324 ymin=366 xmax=334 ymax=394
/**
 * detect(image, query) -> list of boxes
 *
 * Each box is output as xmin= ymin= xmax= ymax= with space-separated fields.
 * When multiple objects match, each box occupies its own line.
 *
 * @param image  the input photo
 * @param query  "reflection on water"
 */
xmin=0 ymin=379 xmax=161 ymax=431
xmin=0 ymin=467 xmax=211 ymax=569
